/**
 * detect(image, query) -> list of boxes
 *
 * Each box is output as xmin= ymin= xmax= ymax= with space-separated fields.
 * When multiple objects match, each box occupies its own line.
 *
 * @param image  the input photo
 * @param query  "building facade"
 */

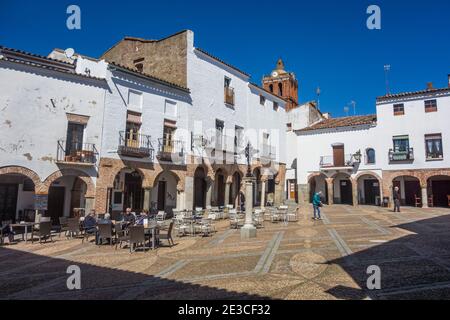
xmin=290 ymin=79 xmax=450 ymax=208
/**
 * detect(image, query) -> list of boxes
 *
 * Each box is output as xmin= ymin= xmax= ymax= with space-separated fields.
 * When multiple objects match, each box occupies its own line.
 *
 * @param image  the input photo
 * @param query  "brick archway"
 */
xmin=42 ymin=169 xmax=95 ymax=198
xmin=151 ymin=169 xmax=184 ymax=192
xmin=0 ymin=166 xmax=42 ymax=191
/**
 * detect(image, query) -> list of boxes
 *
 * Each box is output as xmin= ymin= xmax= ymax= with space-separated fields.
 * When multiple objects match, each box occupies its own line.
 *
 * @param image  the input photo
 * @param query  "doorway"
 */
xmin=333 ymin=145 xmax=345 ymax=166
xmin=157 ymin=181 xmax=167 ymax=211
xmin=363 ymin=179 xmax=380 ymax=205
xmin=47 ymin=186 xmax=65 ymax=224
xmin=0 ymin=184 xmax=18 ymax=222
xmin=124 ymin=172 xmax=143 ymax=211
xmin=339 ymin=179 xmax=352 ymax=205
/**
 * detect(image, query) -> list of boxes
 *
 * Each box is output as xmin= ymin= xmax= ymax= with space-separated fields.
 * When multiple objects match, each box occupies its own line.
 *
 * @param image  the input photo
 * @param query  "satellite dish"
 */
xmin=64 ymin=48 xmax=75 ymax=59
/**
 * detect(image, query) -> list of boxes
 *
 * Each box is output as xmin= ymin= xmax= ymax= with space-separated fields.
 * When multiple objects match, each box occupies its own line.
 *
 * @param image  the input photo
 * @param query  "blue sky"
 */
xmin=1 ymin=0 xmax=450 ymax=117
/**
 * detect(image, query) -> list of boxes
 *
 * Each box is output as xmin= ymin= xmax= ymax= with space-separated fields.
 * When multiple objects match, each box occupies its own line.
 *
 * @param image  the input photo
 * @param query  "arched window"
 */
xmin=366 ymin=148 xmax=376 ymax=164
xmin=278 ymin=83 xmax=283 ymax=96
xmin=269 ymin=84 xmax=273 ymax=92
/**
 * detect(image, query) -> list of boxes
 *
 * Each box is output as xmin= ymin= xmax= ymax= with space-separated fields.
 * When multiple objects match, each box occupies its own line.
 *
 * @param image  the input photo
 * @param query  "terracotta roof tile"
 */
xmin=376 ymin=87 xmax=450 ymax=102
xmin=298 ymin=114 xmax=377 ymax=132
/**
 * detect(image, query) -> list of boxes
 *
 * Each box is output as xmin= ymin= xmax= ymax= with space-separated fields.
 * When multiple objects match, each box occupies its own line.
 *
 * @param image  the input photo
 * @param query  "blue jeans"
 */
xmin=313 ymin=205 xmax=321 ymax=219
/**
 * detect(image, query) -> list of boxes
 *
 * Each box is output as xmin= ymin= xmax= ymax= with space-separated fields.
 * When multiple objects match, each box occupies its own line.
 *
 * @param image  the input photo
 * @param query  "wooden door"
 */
xmin=47 ymin=186 xmax=65 ymax=224
xmin=364 ymin=179 xmax=379 ymax=205
xmin=289 ymin=180 xmax=296 ymax=199
xmin=157 ymin=181 xmax=166 ymax=211
xmin=0 ymin=184 xmax=18 ymax=222
xmin=404 ymin=180 xmax=420 ymax=206
xmin=333 ymin=145 xmax=345 ymax=166
xmin=217 ymin=175 xmax=225 ymax=206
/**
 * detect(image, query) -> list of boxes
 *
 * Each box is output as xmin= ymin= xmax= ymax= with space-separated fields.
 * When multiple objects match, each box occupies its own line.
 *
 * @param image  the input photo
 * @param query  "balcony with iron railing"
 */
xmin=57 ymin=140 xmax=98 ymax=165
xmin=320 ymin=154 xmax=359 ymax=169
xmin=157 ymin=138 xmax=184 ymax=162
xmin=224 ymin=86 xmax=235 ymax=106
xmin=205 ymin=134 xmax=236 ymax=153
xmin=118 ymin=131 xmax=153 ymax=159
xmin=191 ymin=134 xmax=208 ymax=150
xmin=389 ymin=148 xmax=414 ymax=162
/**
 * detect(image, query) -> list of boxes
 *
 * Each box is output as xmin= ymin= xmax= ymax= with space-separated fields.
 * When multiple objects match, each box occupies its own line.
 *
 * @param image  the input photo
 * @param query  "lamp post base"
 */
xmin=241 ymin=224 xmax=257 ymax=239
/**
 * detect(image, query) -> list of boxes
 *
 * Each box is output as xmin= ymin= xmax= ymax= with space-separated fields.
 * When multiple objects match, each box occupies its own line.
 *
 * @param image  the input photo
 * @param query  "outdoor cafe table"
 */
xmin=10 ymin=222 xmax=36 ymax=244
xmin=144 ymin=222 xmax=159 ymax=250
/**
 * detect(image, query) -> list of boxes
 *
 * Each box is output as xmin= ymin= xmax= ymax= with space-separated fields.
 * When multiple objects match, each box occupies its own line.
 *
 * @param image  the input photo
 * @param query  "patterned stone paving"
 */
xmin=1 ymin=204 xmax=450 ymax=300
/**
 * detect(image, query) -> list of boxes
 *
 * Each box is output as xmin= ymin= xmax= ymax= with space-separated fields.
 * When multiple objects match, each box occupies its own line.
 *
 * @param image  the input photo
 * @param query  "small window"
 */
xmin=133 ymin=58 xmax=144 ymax=73
xmin=269 ymin=84 xmax=273 ymax=93
xmin=260 ymin=95 xmax=266 ymax=106
xmin=278 ymin=83 xmax=283 ymax=96
xmin=425 ymin=99 xmax=437 ymax=113
xmin=286 ymin=123 xmax=292 ymax=131
xmin=366 ymin=148 xmax=376 ymax=164
xmin=393 ymin=135 xmax=409 ymax=152
xmin=393 ymin=103 xmax=404 ymax=116
xmin=425 ymin=133 xmax=443 ymax=160
xmin=273 ymin=102 xmax=279 ymax=111
xmin=224 ymin=77 xmax=231 ymax=88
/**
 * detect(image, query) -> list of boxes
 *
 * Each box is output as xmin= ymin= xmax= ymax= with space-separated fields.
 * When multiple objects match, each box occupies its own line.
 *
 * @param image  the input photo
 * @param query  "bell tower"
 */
xmin=262 ymin=58 xmax=299 ymax=111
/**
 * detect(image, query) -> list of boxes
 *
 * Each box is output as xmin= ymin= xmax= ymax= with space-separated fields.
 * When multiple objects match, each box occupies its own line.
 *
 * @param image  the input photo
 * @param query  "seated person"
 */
xmin=135 ymin=211 xmax=149 ymax=226
xmin=1 ymin=222 xmax=15 ymax=243
xmin=122 ymin=207 xmax=136 ymax=226
xmin=83 ymin=210 xmax=97 ymax=233
xmin=104 ymin=212 xmax=111 ymax=220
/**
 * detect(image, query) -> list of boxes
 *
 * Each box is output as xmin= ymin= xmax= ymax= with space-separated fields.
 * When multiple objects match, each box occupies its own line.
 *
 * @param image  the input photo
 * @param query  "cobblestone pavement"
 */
xmin=1 ymin=205 xmax=450 ymax=300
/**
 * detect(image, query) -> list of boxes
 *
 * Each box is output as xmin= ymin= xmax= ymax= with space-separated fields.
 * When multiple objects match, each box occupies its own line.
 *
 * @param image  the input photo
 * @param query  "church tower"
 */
xmin=262 ymin=59 xmax=299 ymax=111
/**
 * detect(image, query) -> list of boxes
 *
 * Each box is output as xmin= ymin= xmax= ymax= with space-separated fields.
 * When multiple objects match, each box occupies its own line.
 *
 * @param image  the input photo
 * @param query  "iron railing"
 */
xmin=389 ymin=148 xmax=414 ymax=162
xmin=320 ymin=154 xmax=357 ymax=168
xmin=157 ymin=138 xmax=184 ymax=159
xmin=118 ymin=131 xmax=153 ymax=158
xmin=57 ymin=140 xmax=98 ymax=164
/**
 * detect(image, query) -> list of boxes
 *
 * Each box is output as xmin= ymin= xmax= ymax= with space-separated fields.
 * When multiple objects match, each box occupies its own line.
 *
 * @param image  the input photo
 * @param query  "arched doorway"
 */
xmin=427 ymin=175 xmax=450 ymax=207
xmin=357 ymin=174 xmax=381 ymax=205
xmin=392 ymin=176 xmax=420 ymax=206
xmin=193 ymin=167 xmax=207 ymax=209
xmin=333 ymin=172 xmax=353 ymax=205
xmin=253 ymin=168 xmax=261 ymax=206
xmin=308 ymin=174 xmax=328 ymax=204
xmin=214 ymin=168 xmax=226 ymax=206
xmin=0 ymin=173 xmax=36 ymax=222
xmin=153 ymin=170 xmax=178 ymax=214
xmin=110 ymin=168 xmax=144 ymax=215
xmin=47 ymin=175 xmax=87 ymax=222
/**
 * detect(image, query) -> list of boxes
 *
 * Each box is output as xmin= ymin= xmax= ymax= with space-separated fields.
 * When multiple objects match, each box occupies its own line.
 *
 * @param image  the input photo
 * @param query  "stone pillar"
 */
xmin=177 ymin=190 xmax=185 ymax=211
xmin=421 ymin=185 xmax=429 ymax=208
xmin=85 ymin=197 xmax=95 ymax=216
xmin=241 ymin=177 xmax=257 ymax=239
xmin=224 ymin=182 xmax=231 ymax=206
xmin=326 ymin=178 xmax=334 ymax=205
xmin=352 ymin=180 xmax=358 ymax=207
xmin=206 ymin=178 xmax=213 ymax=207
xmin=143 ymin=188 xmax=152 ymax=211
xmin=260 ymin=179 xmax=266 ymax=209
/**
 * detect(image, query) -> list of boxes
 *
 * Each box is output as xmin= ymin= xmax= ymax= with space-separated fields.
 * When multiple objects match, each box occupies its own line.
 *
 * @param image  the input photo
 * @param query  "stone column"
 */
xmin=224 ymin=182 xmax=231 ymax=206
xmin=421 ymin=185 xmax=429 ymax=208
xmin=85 ymin=197 xmax=95 ymax=216
xmin=260 ymin=178 xmax=266 ymax=209
xmin=176 ymin=190 xmax=185 ymax=211
xmin=352 ymin=180 xmax=358 ymax=207
xmin=241 ymin=177 xmax=257 ymax=239
xmin=326 ymin=178 xmax=334 ymax=205
xmin=143 ymin=188 xmax=152 ymax=211
xmin=206 ymin=177 xmax=213 ymax=207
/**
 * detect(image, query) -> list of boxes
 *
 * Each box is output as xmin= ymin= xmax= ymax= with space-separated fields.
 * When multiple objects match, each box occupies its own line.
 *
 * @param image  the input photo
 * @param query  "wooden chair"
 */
xmin=157 ymin=221 xmax=175 ymax=246
xmin=414 ymin=194 xmax=422 ymax=207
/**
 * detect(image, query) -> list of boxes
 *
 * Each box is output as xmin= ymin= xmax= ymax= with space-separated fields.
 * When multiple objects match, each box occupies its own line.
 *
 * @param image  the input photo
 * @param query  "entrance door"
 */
xmin=431 ymin=180 xmax=450 ymax=207
xmin=404 ymin=180 xmax=420 ymax=206
xmin=157 ymin=181 xmax=166 ymax=211
xmin=124 ymin=172 xmax=143 ymax=211
xmin=47 ymin=186 xmax=65 ymax=224
xmin=194 ymin=177 xmax=206 ymax=209
xmin=0 ymin=184 xmax=18 ymax=222
xmin=339 ymin=180 xmax=352 ymax=205
xmin=364 ymin=179 xmax=380 ymax=205
xmin=288 ymin=180 xmax=296 ymax=200
xmin=217 ymin=175 xmax=225 ymax=206
xmin=333 ymin=145 xmax=345 ymax=167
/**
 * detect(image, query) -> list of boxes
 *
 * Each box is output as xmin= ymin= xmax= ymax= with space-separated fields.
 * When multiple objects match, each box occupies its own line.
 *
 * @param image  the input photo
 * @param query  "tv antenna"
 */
xmin=349 ymin=100 xmax=356 ymax=115
xmin=384 ymin=64 xmax=391 ymax=95
xmin=316 ymin=87 xmax=321 ymax=111
xmin=343 ymin=106 xmax=350 ymax=116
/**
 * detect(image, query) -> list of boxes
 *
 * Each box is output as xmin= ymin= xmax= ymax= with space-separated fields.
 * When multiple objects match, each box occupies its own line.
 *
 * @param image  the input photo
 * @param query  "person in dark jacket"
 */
xmin=312 ymin=191 xmax=323 ymax=220
xmin=123 ymin=208 xmax=136 ymax=226
xmin=393 ymin=186 xmax=401 ymax=212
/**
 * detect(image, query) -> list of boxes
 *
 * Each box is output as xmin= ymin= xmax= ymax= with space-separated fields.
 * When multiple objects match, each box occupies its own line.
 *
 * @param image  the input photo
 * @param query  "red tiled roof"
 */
xmin=298 ymin=115 xmax=377 ymax=132
xmin=376 ymin=87 xmax=450 ymax=102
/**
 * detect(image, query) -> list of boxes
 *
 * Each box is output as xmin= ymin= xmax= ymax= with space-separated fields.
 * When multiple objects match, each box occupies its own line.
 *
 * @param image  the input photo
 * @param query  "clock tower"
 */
xmin=262 ymin=59 xmax=299 ymax=111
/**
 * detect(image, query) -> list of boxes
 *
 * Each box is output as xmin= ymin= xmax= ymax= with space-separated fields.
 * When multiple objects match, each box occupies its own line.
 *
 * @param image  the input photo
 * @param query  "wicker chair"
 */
xmin=156 ymin=221 xmax=175 ymax=246
xmin=32 ymin=221 xmax=53 ymax=244
xmin=97 ymin=223 xmax=114 ymax=246
xmin=66 ymin=218 xmax=81 ymax=238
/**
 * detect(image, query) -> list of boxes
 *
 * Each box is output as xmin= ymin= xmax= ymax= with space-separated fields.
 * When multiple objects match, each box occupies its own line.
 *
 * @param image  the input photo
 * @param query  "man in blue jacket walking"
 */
xmin=312 ymin=191 xmax=323 ymax=220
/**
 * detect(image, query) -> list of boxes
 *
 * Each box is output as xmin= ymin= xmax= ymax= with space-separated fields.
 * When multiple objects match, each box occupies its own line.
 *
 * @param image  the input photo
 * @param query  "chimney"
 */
xmin=322 ymin=112 xmax=331 ymax=119
xmin=427 ymin=82 xmax=434 ymax=90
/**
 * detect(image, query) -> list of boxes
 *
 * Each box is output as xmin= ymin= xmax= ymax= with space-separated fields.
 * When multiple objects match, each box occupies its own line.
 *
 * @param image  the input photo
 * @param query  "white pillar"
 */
xmin=241 ymin=177 xmax=257 ymax=239
xmin=206 ymin=178 xmax=213 ymax=207
xmin=225 ymin=182 xmax=231 ymax=206
xmin=260 ymin=180 xmax=266 ymax=209
xmin=421 ymin=186 xmax=429 ymax=208
xmin=143 ymin=188 xmax=152 ymax=211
